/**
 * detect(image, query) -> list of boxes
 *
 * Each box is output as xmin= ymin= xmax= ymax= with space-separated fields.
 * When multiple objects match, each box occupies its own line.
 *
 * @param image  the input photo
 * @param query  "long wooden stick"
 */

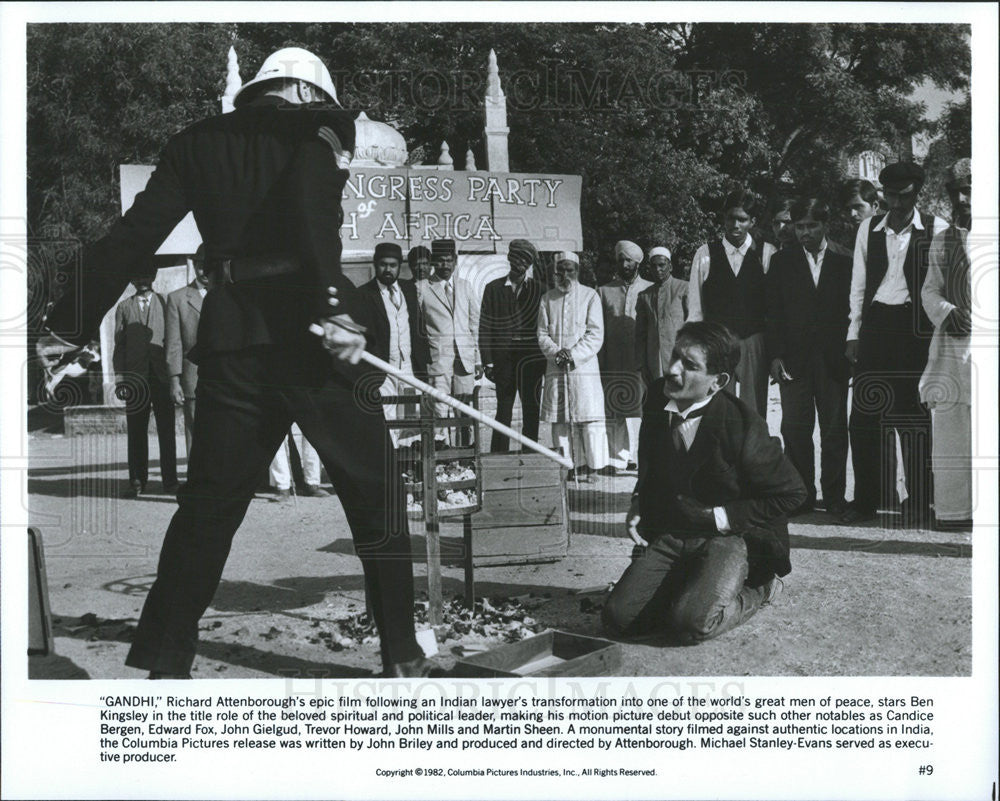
xmin=309 ymin=324 xmax=573 ymax=469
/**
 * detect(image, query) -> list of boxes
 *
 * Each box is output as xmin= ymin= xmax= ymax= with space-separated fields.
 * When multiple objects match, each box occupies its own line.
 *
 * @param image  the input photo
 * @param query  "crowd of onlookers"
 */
xmin=112 ymin=158 xmax=972 ymax=532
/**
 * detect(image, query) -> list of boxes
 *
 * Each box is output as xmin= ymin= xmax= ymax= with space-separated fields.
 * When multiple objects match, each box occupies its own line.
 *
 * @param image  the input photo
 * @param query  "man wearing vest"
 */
xmin=113 ymin=267 xmax=179 ymax=498
xmin=842 ymin=162 xmax=948 ymax=526
xmin=479 ymin=239 xmax=546 ymax=452
xmin=603 ymin=322 xmax=805 ymax=641
xmin=359 ymin=242 xmax=430 ymax=448
xmin=687 ymin=189 xmax=770 ymax=418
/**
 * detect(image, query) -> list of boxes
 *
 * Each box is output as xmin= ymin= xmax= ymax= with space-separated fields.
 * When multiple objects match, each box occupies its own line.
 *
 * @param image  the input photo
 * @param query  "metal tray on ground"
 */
xmin=452 ymin=630 xmax=622 ymax=677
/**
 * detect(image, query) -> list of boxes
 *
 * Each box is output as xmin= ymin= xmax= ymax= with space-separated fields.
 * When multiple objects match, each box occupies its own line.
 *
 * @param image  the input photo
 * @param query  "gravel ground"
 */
xmin=27 ymin=390 xmax=972 ymax=680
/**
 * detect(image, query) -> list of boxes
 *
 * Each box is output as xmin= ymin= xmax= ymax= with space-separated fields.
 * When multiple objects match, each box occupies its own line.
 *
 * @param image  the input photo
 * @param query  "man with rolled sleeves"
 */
xmin=842 ymin=162 xmax=948 ymax=526
xmin=36 ymin=48 xmax=436 ymax=678
xmin=479 ymin=239 xmax=546 ymax=452
xmin=599 ymin=240 xmax=653 ymax=473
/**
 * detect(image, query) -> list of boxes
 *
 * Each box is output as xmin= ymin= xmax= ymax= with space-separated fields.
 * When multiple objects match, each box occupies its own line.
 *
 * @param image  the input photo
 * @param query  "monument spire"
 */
xmin=484 ymin=49 xmax=510 ymax=172
xmin=221 ymin=45 xmax=241 ymax=113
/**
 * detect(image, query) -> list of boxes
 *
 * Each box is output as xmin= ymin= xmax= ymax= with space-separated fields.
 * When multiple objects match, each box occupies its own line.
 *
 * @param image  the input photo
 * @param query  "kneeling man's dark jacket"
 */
xmin=636 ymin=378 xmax=805 ymax=583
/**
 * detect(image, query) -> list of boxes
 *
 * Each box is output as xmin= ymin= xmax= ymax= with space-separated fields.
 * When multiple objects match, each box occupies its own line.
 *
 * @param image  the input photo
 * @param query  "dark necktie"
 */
xmin=670 ymin=404 xmax=708 ymax=451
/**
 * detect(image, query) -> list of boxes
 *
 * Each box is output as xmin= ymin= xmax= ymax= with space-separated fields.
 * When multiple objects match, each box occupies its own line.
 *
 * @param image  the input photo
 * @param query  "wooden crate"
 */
xmin=453 ymin=630 xmax=622 ymax=677
xmin=440 ymin=452 xmax=568 ymax=566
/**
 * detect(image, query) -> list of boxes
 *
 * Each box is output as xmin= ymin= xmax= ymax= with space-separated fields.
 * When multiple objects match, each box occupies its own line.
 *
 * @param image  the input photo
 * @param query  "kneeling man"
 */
xmin=603 ymin=321 xmax=805 ymax=642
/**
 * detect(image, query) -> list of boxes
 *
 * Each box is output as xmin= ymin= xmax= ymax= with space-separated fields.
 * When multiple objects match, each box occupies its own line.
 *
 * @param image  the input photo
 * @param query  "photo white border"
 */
xmin=2 ymin=3 xmax=996 ymax=799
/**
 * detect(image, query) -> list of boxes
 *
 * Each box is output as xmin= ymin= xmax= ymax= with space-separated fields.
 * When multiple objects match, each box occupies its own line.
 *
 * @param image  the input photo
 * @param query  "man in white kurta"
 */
xmin=919 ymin=159 xmax=973 ymax=529
xmin=538 ymin=252 xmax=609 ymax=480
xmin=599 ymin=240 xmax=653 ymax=472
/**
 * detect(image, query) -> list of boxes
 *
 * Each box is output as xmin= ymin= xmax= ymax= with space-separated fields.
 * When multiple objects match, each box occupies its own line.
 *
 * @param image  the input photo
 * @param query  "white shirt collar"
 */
xmin=805 ymin=239 xmax=828 ymax=259
xmin=873 ymin=208 xmax=924 ymax=234
xmin=664 ymin=392 xmax=715 ymax=418
xmin=723 ymin=236 xmax=752 ymax=257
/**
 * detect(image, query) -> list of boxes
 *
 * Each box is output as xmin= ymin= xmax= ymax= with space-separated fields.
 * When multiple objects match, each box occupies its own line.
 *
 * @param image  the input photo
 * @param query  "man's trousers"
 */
xmin=778 ymin=355 xmax=849 ymax=506
xmin=602 ymin=533 xmax=768 ymax=641
xmin=125 ymin=345 xmax=422 ymax=675
xmin=122 ymin=371 xmax=177 ymax=489
xmin=490 ymin=348 xmax=545 ymax=452
xmin=723 ymin=331 xmax=768 ymax=418
xmin=849 ymin=303 xmax=932 ymax=514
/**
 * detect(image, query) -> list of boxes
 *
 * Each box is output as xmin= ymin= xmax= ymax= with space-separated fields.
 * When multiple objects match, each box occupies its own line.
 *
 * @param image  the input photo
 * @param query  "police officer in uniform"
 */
xmin=37 ymin=48 xmax=436 ymax=678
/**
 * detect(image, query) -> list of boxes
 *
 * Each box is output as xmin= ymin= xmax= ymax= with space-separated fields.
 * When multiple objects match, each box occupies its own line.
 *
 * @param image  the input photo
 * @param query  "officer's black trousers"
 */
xmin=126 ymin=345 xmax=422 ymax=674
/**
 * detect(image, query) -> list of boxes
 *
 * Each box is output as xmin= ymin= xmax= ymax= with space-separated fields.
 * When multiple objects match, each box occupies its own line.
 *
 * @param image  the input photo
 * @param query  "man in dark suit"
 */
xmin=37 ymin=47 xmax=436 ymax=678
xmin=766 ymin=198 xmax=852 ymax=516
xmin=842 ymin=162 xmax=948 ymax=526
xmin=358 ymin=242 xmax=430 ymax=446
xmin=113 ymin=268 xmax=178 ymax=497
xmin=479 ymin=239 xmax=546 ymax=452
xmin=603 ymin=322 xmax=805 ymax=642
xmin=165 ymin=245 xmax=210 ymax=455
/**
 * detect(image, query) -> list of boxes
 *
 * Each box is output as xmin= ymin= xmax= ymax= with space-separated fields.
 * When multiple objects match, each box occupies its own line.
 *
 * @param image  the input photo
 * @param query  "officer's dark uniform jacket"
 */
xmin=46 ymin=95 xmax=359 ymax=352
xmin=45 ymin=95 xmax=427 ymax=676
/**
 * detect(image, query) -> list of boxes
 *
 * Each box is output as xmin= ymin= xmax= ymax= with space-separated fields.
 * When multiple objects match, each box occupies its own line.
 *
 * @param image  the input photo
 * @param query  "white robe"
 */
xmin=537 ymin=282 xmax=606 ymax=423
xmin=919 ymin=227 xmax=972 ymax=520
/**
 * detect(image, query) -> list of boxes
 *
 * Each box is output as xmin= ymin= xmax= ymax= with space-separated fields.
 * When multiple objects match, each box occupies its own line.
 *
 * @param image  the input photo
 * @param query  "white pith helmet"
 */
xmin=233 ymin=47 xmax=339 ymax=107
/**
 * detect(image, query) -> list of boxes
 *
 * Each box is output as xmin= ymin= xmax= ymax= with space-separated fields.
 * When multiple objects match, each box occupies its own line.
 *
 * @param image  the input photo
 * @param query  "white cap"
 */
xmin=233 ymin=47 xmax=339 ymax=107
xmin=555 ymin=251 xmax=580 ymax=266
xmin=649 ymin=246 xmax=672 ymax=260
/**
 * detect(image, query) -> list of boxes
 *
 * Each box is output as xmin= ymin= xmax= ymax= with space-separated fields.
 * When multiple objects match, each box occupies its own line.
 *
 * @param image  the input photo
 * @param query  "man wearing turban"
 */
xmin=598 ymin=241 xmax=653 ymax=474
xmin=479 ymin=239 xmax=547 ymax=452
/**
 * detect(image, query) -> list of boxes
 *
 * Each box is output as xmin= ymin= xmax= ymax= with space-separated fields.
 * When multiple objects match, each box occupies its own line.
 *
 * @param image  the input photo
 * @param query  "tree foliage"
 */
xmin=28 ymin=21 xmax=970 ymax=279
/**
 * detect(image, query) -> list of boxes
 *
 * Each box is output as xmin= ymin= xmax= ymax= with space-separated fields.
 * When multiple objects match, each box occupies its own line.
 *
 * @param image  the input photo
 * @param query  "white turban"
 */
xmin=555 ymin=251 xmax=580 ymax=265
xmin=614 ymin=240 xmax=643 ymax=262
xmin=648 ymin=246 xmax=672 ymax=260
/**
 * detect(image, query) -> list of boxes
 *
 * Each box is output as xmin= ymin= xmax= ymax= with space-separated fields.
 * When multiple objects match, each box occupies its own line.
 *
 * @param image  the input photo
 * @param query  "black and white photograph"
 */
xmin=2 ymin=3 xmax=997 ymax=800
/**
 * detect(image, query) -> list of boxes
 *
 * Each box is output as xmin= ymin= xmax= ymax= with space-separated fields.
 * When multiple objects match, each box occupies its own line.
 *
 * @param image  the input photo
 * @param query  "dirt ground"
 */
xmin=26 ymin=392 xmax=972 ymax=680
